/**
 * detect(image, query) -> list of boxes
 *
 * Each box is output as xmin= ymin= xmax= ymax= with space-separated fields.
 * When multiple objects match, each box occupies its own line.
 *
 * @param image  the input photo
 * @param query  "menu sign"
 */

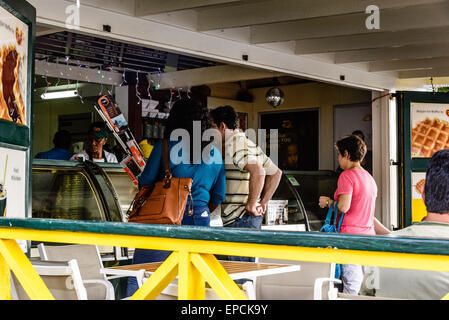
xmin=0 ymin=5 xmax=28 ymax=125
xmin=411 ymin=103 xmax=449 ymax=158
xmin=0 ymin=147 xmax=27 ymax=250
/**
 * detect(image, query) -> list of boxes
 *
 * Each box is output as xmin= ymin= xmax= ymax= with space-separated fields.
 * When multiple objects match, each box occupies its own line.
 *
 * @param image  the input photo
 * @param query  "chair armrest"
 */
xmin=313 ymin=277 xmax=342 ymax=300
xmin=83 ymin=279 xmax=115 ymax=300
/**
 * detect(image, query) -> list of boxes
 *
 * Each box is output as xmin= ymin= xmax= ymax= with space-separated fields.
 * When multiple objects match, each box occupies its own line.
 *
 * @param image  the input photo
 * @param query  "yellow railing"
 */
xmin=0 ymin=218 xmax=449 ymax=300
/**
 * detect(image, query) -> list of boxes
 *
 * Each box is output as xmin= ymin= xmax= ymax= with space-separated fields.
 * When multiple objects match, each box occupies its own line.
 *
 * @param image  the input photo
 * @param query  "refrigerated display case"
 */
xmin=32 ymin=160 xmax=126 ymax=222
xmin=265 ymin=170 xmax=338 ymax=232
xmin=32 ymin=159 xmax=136 ymax=261
xmin=32 ymin=160 xmax=338 ymax=233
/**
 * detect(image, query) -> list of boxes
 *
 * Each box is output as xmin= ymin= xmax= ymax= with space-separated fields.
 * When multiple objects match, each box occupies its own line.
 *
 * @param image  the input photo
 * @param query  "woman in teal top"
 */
xmin=127 ymin=98 xmax=225 ymax=297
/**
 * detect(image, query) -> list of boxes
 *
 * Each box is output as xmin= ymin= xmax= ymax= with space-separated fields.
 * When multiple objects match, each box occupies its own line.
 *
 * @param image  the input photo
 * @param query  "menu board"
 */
xmin=411 ymin=172 xmax=427 ymax=223
xmin=411 ymin=103 xmax=449 ymax=158
xmin=0 ymin=5 xmax=28 ymax=126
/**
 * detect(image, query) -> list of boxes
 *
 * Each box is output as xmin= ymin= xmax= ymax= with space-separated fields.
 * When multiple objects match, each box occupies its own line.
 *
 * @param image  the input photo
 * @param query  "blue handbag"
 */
xmin=320 ymin=201 xmax=344 ymax=279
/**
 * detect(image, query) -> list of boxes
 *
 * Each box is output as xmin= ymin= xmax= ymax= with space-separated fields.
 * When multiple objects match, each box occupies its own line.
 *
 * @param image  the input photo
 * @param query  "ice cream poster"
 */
xmin=0 ymin=5 xmax=28 ymax=125
xmin=411 ymin=103 xmax=449 ymax=158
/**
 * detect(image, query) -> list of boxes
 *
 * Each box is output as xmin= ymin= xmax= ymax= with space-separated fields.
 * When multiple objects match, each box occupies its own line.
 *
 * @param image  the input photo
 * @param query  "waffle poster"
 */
xmin=0 ymin=5 xmax=28 ymax=126
xmin=411 ymin=103 xmax=449 ymax=158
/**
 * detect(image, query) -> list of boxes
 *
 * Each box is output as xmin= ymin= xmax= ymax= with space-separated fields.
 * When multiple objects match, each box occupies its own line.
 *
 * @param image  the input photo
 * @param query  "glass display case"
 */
xmin=266 ymin=170 xmax=338 ymax=232
xmin=32 ymin=159 xmax=135 ymax=261
xmin=32 ymin=160 xmax=125 ymax=222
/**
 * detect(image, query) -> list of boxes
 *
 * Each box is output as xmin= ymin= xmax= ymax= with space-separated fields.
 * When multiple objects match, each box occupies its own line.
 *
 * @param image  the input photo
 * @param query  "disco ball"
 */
xmin=265 ymin=87 xmax=284 ymax=107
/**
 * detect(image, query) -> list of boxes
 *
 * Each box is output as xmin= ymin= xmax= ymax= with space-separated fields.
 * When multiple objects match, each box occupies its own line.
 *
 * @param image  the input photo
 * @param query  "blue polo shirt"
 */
xmin=34 ymin=148 xmax=72 ymax=160
xmin=138 ymin=140 xmax=225 ymax=207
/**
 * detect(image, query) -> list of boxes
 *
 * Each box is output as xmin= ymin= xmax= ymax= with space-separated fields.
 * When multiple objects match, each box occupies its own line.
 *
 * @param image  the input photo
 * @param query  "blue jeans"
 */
xmin=227 ymin=214 xmax=263 ymax=263
xmin=126 ymin=205 xmax=210 ymax=297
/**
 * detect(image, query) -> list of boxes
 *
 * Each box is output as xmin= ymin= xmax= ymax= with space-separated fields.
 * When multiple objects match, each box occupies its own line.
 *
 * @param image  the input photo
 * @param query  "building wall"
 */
xmin=32 ymin=97 xmax=96 ymax=157
xmin=209 ymin=82 xmax=372 ymax=170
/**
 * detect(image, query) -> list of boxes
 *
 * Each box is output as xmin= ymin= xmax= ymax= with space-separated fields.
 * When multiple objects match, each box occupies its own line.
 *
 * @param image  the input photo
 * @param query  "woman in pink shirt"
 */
xmin=319 ymin=135 xmax=390 ymax=295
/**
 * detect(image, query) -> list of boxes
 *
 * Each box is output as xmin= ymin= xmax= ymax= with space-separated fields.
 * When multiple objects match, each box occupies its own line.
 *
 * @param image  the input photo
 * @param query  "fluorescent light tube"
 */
xmin=41 ymin=90 xmax=78 ymax=100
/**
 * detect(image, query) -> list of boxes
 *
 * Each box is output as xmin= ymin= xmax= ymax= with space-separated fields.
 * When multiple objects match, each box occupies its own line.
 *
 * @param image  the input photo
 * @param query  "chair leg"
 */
xmin=242 ymin=281 xmax=256 ymax=300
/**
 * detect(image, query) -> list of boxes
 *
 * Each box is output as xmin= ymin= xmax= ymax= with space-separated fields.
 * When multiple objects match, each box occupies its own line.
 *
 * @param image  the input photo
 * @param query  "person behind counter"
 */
xmin=209 ymin=105 xmax=282 ymax=263
xmin=34 ymin=130 xmax=72 ymax=160
xmin=70 ymin=122 xmax=118 ymax=163
xmin=319 ymin=134 xmax=390 ymax=295
xmin=126 ymin=98 xmax=226 ymax=297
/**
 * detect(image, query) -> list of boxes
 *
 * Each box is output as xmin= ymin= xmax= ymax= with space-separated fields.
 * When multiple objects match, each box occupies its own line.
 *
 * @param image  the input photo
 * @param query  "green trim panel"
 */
xmin=1 ymin=218 xmax=449 ymax=256
xmin=398 ymin=91 xmax=449 ymax=227
xmin=0 ymin=120 xmax=30 ymax=147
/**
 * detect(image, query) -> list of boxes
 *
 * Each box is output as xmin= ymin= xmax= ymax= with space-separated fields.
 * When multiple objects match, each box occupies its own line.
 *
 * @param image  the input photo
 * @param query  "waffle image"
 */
xmin=415 ymin=178 xmax=425 ymax=195
xmin=411 ymin=118 xmax=449 ymax=158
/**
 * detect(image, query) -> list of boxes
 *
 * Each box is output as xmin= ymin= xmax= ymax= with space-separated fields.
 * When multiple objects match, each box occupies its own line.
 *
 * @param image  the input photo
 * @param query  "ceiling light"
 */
xmin=40 ymin=90 xmax=78 ymax=100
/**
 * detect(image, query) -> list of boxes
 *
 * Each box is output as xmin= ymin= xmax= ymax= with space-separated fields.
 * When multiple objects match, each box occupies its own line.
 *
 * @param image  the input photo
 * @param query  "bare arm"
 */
xmin=374 ymin=217 xmax=391 ymax=235
xmin=319 ymin=194 xmax=351 ymax=213
xmin=244 ymin=162 xmax=266 ymax=216
xmin=260 ymin=167 xmax=283 ymax=210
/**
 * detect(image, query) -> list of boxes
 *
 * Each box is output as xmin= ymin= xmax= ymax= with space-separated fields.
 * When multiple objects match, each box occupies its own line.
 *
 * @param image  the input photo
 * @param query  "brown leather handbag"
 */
xmin=127 ymin=140 xmax=193 ymax=225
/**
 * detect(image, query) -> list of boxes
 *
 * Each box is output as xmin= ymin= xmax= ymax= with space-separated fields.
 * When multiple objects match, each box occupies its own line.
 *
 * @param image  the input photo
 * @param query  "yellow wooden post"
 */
xmin=130 ymin=252 xmax=179 ymax=300
xmin=178 ymin=250 xmax=205 ymax=300
xmin=0 ymin=250 xmax=11 ymax=300
xmin=191 ymin=253 xmax=247 ymax=300
xmin=0 ymin=239 xmax=54 ymax=300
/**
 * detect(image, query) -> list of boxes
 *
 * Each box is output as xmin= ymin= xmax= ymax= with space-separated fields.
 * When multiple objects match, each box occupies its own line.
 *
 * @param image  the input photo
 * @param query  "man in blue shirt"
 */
xmin=35 ymin=130 xmax=72 ymax=160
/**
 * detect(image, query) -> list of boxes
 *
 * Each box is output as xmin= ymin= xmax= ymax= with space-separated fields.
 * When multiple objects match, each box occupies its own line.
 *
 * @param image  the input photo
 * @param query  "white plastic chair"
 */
xmin=38 ymin=243 xmax=115 ymax=300
xmin=255 ymin=258 xmax=341 ymax=300
xmin=11 ymin=259 xmax=88 ymax=300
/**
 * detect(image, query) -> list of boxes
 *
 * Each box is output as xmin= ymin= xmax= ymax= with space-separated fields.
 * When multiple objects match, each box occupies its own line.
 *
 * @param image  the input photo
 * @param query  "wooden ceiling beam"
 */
xmin=399 ymin=67 xmax=449 ymax=79
xmin=295 ymin=26 xmax=449 ymax=55
xmin=158 ymin=65 xmax=284 ymax=89
xmin=251 ymin=2 xmax=449 ymax=44
xmin=370 ymin=57 xmax=449 ymax=72
xmin=335 ymin=43 xmax=449 ymax=64
xmin=135 ymin=0 xmax=241 ymax=17
xmin=198 ymin=0 xmax=444 ymax=31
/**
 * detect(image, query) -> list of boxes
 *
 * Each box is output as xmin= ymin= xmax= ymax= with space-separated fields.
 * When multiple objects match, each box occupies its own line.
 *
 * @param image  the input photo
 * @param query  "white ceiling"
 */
xmin=31 ymin=0 xmax=449 ymax=91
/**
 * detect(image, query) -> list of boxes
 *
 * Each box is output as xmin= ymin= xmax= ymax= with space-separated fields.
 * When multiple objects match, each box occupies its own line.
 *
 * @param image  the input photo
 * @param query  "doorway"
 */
xmin=333 ymin=103 xmax=372 ymax=173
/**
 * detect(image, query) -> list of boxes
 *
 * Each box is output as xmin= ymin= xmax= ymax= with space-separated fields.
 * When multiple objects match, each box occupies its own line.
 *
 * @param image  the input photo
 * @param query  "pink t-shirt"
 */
xmin=334 ymin=169 xmax=377 ymax=235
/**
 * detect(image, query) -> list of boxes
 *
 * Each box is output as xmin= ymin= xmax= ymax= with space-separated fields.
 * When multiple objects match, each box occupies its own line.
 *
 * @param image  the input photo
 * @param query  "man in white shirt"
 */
xmin=70 ymin=122 xmax=118 ymax=163
xmin=360 ymin=149 xmax=449 ymax=299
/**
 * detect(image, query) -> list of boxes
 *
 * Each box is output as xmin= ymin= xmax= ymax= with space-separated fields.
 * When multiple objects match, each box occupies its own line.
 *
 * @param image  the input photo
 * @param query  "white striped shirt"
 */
xmin=221 ymin=131 xmax=275 ymax=226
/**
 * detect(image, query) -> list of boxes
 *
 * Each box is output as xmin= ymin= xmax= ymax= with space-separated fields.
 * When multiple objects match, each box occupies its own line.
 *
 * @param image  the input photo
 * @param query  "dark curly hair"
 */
xmin=335 ymin=134 xmax=367 ymax=162
xmin=164 ymin=99 xmax=211 ymax=163
xmin=209 ymin=105 xmax=238 ymax=130
xmin=424 ymin=149 xmax=449 ymax=213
